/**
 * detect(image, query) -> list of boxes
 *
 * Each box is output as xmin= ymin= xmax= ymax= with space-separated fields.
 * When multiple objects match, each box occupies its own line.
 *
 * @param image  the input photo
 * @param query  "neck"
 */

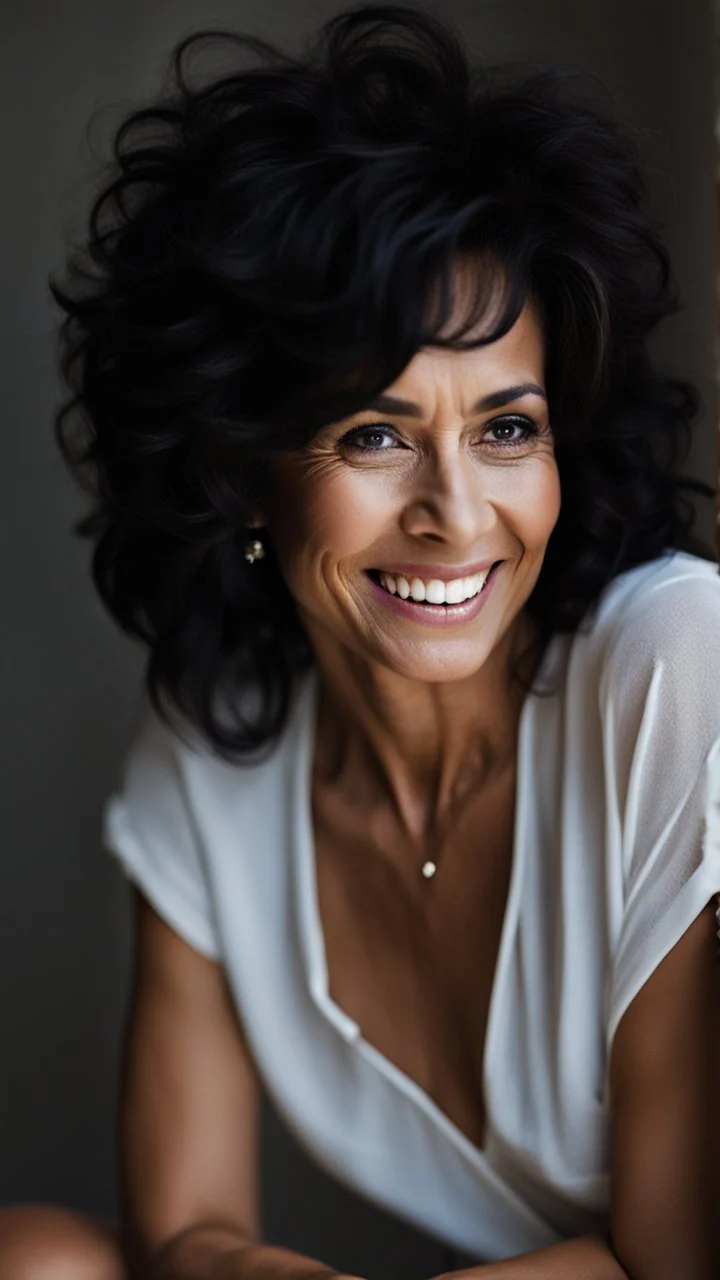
xmin=309 ymin=610 xmax=541 ymax=843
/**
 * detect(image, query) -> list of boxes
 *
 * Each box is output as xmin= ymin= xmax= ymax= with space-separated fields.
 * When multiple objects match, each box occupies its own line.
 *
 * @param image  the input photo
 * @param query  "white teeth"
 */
xmin=445 ymin=578 xmax=466 ymax=604
xmin=425 ymin=579 xmax=445 ymax=605
xmin=378 ymin=568 xmax=491 ymax=604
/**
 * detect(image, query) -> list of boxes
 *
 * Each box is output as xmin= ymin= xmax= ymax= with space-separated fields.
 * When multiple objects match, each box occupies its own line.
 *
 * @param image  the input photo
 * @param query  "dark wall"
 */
xmin=1 ymin=2 xmax=715 ymax=1276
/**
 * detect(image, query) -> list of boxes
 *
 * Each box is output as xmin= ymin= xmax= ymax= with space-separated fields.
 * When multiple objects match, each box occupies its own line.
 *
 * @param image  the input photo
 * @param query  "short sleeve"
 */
xmin=600 ymin=563 xmax=720 ymax=1047
xmin=102 ymin=695 xmax=222 ymax=960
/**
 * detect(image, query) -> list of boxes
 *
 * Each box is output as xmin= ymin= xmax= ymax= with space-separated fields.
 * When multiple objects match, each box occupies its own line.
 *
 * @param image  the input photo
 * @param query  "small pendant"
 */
xmin=421 ymin=861 xmax=437 ymax=879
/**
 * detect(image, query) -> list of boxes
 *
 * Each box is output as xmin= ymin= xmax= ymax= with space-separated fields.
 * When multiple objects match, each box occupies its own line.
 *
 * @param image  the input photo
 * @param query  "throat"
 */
xmin=314 ymin=696 xmax=516 ymax=840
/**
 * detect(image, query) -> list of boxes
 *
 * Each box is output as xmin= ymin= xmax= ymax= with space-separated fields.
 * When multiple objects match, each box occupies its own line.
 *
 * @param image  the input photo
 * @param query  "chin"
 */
xmin=371 ymin=642 xmax=494 ymax=686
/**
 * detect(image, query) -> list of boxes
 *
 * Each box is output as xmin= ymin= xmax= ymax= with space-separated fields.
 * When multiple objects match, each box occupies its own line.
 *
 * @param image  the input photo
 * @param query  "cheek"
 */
xmin=489 ymin=458 xmax=563 ymax=552
xmin=263 ymin=468 xmax=396 ymax=596
xmin=311 ymin=477 xmax=395 ymax=552
xmin=513 ymin=459 xmax=561 ymax=545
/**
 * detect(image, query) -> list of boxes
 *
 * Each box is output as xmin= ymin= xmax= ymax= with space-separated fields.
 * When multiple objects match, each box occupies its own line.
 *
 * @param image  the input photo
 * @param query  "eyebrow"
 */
xmin=360 ymin=383 xmax=547 ymax=418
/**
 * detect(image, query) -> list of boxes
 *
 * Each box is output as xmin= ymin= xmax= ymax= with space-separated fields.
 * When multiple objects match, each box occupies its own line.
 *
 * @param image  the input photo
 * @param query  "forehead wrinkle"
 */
xmin=361 ymin=382 xmax=547 ymax=421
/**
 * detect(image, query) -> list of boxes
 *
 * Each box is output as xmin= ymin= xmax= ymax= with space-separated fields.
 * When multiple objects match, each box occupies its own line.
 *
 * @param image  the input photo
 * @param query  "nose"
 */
xmin=399 ymin=444 xmax=495 ymax=549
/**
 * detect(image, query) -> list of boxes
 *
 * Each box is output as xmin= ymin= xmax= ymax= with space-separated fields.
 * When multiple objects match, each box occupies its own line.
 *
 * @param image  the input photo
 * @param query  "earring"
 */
xmin=244 ymin=534 xmax=265 ymax=564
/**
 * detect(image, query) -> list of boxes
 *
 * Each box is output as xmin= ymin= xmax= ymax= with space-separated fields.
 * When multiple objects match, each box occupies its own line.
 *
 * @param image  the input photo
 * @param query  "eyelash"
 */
xmin=337 ymin=415 xmax=540 ymax=453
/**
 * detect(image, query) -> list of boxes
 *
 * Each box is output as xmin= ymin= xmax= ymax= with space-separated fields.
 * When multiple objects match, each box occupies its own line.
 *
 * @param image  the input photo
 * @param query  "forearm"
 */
xmin=146 ymin=1222 xmax=361 ymax=1280
xmin=438 ymin=1233 xmax=630 ymax=1280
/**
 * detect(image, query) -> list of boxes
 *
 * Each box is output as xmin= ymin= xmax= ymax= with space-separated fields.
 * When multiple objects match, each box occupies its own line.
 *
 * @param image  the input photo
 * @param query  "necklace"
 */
xmin=421 ymin=860 xmax=437 ymax=879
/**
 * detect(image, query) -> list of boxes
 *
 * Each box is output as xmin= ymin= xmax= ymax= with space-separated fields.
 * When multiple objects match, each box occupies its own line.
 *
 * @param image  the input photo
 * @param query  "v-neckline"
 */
xmin=291 ymin=663 xmax=537 ymax=1170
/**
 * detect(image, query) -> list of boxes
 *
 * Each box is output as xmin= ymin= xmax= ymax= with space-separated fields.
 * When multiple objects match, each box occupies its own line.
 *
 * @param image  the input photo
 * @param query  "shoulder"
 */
xmin=103 ymin=673 xmax=316 ymax=958
xmin=552 ymin=549 xmax=720 ymax=900
xmin=105 ymin=673 xmax=315 ymax=875
xmin=597 ymin=546 xmax=720 ymax=643
xmin=127 ymin=671 xmax=314 ymax=785
xmin=572 ymin=549 xmax=720 ymax=695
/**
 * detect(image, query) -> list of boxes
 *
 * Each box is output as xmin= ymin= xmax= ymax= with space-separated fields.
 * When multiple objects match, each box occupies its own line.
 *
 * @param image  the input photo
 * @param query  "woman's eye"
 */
xmin=337 ymin=424 xmax=398 ymax=452
xmin=485 ymin=415 xmax=539 ymax=447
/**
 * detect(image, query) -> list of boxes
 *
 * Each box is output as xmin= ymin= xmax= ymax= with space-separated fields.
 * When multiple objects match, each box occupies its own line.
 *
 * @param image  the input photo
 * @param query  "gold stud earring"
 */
xmin=244 ymin=534 xmax=265 ymax=564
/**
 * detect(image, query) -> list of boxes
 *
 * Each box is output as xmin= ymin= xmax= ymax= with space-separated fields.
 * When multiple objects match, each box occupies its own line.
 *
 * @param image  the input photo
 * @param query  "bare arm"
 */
xmin=436 ymin=1235 xmax=626 ymax=1280
xmin=607 ymin=898 xmax=720 ymax=1279
xmin=121 ymin=890 xmax=361 ymax=1280
xmin=431 ymin=900 xmax=720 ymax=1280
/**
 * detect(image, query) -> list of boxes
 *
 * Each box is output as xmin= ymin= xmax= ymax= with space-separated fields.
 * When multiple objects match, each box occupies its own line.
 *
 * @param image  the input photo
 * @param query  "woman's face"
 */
xmin=258 ymin=288 xmax=561 ymax=686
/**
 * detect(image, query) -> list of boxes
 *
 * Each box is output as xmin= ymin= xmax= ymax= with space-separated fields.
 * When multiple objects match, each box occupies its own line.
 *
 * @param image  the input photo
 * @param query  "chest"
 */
xmin=311 ymin=766 xmax=517 ymax=1149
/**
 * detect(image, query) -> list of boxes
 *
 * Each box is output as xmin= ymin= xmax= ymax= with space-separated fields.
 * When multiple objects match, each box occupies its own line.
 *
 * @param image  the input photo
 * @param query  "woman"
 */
xmin=3 ymin=5 xmax=719 ymax=1278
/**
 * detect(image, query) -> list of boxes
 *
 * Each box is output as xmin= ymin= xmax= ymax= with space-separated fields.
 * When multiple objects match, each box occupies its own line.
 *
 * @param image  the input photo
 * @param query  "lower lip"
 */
xmin=366 ymin=563 xmax=501 ymax=626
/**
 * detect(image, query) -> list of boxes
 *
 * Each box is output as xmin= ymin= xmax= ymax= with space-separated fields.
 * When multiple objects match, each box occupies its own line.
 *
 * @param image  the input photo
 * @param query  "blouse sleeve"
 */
xmin=599 ymin=563 xmax=720 ymax=1048
xmin=101 ymin=694 xmax=222 ymax=961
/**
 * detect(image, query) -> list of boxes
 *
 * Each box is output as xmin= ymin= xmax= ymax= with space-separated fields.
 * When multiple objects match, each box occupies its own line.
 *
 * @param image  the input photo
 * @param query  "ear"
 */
xmin=246 ymin=506 xmax=265 ymax=529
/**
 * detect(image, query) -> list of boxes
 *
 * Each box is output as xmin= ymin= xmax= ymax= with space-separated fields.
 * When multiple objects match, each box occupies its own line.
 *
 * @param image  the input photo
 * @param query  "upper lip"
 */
xmin=370 ymin=560 xmax=500 ymax=581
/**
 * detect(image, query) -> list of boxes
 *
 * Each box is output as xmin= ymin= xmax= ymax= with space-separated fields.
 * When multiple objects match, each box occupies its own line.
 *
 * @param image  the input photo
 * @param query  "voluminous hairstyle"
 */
xmin=51 ymin=3 xmax=715 ymax=761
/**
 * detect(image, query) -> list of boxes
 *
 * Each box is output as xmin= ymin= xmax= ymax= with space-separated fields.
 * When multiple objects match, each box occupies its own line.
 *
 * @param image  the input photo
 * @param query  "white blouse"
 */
xmin=102 ymin=549 xmax=720 ymax=1262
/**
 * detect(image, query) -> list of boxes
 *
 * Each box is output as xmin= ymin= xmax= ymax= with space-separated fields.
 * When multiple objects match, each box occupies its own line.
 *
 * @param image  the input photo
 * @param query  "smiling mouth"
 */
xmin=363 ymin=560 xmax=499 ymax=604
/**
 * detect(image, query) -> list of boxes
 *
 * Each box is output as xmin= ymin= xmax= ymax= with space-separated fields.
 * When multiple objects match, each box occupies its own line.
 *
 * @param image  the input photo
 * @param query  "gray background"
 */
xmin=1 ymin=3 xmax=717 ymax=1278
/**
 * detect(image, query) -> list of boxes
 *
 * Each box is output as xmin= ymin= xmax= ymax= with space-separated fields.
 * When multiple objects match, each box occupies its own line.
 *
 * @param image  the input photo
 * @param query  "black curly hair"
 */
xmin=50 ymin=2 xmax=715 ymax=761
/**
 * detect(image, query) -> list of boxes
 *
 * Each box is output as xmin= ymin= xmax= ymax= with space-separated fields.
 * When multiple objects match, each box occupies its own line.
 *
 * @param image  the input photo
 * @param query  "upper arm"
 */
xmin=119 ymin=889 xmax=261 ymax=1271
xmin=608 ymin=899 xmax=720 ymax=1280
xmin=598 ymin=569 xmax=720 ymax=1046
